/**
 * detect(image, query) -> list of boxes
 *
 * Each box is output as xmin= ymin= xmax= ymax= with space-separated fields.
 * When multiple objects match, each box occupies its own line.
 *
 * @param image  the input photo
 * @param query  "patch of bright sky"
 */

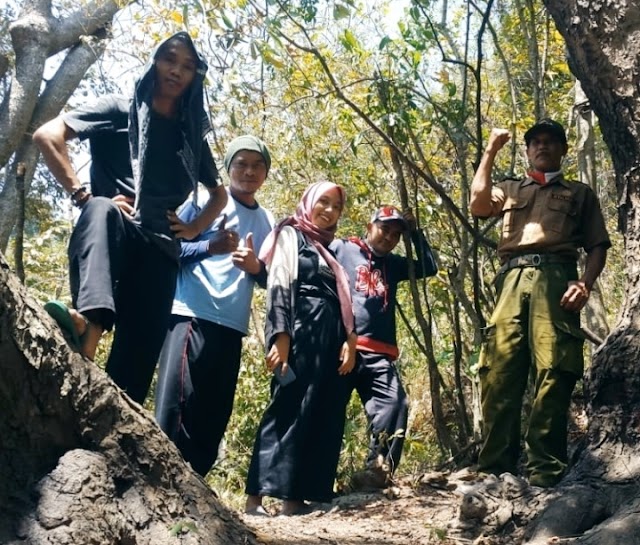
xmin=366 ymin=0 xmax=410 ymax=36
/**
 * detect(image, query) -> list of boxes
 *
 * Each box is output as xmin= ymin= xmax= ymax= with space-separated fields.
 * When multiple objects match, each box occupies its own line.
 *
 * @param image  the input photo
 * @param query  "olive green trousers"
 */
xmin=477 ymin=264 xmax=584 ymax=487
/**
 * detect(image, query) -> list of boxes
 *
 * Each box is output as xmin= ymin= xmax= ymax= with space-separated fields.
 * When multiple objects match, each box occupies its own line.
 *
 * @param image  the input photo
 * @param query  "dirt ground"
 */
xmin=237 ymin=393 xmax=590 ymax=545
xmin=240 ymin=469 xmax=495 ymax=545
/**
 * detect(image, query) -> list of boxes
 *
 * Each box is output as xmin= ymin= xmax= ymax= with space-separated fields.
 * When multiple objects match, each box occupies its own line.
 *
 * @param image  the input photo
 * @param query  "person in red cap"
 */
xmin=470 ymin=119 xmax=611 ymax=487
xmin=331 ymin=205 xmax=437 ymax=489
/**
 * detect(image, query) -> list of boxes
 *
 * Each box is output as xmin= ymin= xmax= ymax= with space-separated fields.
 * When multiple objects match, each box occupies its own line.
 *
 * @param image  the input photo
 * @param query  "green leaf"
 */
xmin=182 ymin=5 xmax=189 ymax=28
xmin=169 ymin=521 xmax=198 ymax=536
xmin=340 ymin=29 xmax=360 ymax=52
xmin=468 ymin=352 xmax=480 ymax=375
xmin=379 ymin=36 xmax=392 ymax=50
xmin=333 ymin=4 xmax=350 ymax=20
xmin=349 ymin=133 xmax=363 ymax=156
xmin=260 ymin=47 xmax=286 ymax=69
xmin=221 ymin=12 xmax=234 ymax=30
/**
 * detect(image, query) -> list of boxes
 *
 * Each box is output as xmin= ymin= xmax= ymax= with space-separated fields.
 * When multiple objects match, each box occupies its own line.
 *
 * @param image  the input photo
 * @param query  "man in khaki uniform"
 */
xmin=470 ymin=119 xmax=610 ymax=487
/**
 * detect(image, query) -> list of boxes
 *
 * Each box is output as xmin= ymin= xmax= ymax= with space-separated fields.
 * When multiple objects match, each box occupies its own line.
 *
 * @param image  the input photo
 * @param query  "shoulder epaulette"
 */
xmin=498 ymin=175 xmax=523 ymax=182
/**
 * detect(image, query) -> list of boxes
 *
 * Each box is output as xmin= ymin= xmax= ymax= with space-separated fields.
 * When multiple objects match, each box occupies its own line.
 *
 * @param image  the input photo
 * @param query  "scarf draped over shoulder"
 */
xmin=260 ymin=181 xmax=355 ymax=335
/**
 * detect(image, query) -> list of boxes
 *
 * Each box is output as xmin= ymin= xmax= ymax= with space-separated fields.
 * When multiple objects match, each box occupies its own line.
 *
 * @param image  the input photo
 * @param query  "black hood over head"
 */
xmin=129 ymin=32 xmax=214 ymax=200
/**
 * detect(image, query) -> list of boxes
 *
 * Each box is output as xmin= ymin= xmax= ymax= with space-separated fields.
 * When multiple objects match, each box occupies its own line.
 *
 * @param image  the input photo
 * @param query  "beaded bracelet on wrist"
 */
xmin=69 ymin=186 xmax=86 ymax=199
xmin=70 ymin=186 xmax=92 ymax=208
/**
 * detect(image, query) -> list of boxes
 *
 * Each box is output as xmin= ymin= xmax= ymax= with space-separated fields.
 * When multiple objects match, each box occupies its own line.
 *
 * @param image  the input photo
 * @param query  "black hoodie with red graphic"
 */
xmin=330 ymin=230 xmax=437 ymax=360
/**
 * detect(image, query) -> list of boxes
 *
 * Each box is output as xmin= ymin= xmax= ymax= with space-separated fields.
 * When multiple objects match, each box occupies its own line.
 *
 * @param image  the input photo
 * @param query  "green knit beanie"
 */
xmin=223 ymin=135 xmax=271 ymax=173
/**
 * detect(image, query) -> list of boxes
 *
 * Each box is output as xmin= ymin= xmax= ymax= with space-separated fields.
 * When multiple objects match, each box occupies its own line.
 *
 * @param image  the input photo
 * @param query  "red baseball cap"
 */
xmin=370 ymin=206 xmax=410 ymax=231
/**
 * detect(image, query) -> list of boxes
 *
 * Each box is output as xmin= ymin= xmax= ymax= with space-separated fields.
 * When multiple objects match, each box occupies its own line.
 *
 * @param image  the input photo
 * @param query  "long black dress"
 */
xmin=246 ymin=227 xmax=350 ymax=502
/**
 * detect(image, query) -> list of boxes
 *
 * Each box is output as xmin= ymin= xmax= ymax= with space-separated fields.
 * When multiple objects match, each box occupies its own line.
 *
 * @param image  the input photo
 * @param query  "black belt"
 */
xmin=497 ymin=253 xmax=576 ymax=276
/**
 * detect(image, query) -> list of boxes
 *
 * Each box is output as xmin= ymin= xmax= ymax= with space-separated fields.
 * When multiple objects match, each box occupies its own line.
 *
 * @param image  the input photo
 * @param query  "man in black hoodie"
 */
xmin=34 ymin=32 xmax=227 ymax=405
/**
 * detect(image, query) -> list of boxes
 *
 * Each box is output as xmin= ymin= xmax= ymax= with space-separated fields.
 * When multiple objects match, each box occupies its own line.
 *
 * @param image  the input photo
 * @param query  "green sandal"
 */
xmin=44 ymin=300 xmax=85 ymax=348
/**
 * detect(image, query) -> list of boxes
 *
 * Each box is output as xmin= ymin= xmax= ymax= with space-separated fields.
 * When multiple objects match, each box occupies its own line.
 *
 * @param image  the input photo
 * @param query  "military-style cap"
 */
xmin=524 ymin=118 xmax=567 ymax=145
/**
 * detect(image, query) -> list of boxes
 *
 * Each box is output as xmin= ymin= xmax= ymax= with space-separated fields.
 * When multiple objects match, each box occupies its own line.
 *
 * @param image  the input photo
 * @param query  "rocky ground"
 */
xmin=236 ymin=390 xmax=590 ymax=545
xmin=239 ymin=468 xmax=538 ymax=545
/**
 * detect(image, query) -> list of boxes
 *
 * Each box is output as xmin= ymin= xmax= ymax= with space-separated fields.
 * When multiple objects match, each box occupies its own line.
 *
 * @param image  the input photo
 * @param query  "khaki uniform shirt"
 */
xmin=488 ymin=174 xmax=611 ymax=263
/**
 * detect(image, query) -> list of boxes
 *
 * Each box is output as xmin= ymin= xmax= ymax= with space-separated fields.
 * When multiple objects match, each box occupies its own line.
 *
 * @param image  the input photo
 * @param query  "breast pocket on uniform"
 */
xmin=547 ymin=194 xmax=577 ymax=233
xmin=502 ymin=197 xmax=529 ymax=234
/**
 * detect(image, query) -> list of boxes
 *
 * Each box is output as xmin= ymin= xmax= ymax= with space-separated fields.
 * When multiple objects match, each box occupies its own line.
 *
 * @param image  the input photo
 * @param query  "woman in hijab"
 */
xmin=245 ymin=180 xmax=357 ymax=516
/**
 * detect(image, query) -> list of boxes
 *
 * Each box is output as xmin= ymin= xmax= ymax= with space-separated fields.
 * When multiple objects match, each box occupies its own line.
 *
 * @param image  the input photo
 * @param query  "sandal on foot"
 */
xmin=44 ymin=300 xmax=86 ymax=348
xmin=350 ymin=466 xmax=391 ymax=491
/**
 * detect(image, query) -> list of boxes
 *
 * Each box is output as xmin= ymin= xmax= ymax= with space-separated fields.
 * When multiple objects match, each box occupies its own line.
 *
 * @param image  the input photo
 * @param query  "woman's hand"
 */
xmin=266 ymin=333 xmax=291 ymax=375
xmin=338 ymin=332 xmax=357 ymax=375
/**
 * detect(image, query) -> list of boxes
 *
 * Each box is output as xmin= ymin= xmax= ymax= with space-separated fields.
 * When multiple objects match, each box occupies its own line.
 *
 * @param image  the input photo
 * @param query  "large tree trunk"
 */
xmin=527 ymin=1 xmax=640 ymax=541
xmin=541 ymin=0 xmax=640 ymax=536
xmin=0 ymin=252 xmax=261 ymax=545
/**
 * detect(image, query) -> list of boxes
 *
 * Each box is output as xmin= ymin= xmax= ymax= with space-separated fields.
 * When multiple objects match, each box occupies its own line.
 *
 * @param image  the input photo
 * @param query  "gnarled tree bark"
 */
xmin=0 ymin=252 xmax=261 ymax=544
xmin=527 ymin=0 xmax=640 ymax=541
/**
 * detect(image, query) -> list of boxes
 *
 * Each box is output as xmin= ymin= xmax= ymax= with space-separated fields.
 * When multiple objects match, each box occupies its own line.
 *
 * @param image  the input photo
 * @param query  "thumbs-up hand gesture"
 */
xmin=207 ymin=214 xmax=240 ymax=255
xmin=232 ymin=232 xmax=262 ymax=274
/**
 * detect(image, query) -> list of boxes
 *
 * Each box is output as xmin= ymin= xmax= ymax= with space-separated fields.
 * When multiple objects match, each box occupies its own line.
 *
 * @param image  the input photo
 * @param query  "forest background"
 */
xmin=0 ymin=0 xmax=623 ymax=510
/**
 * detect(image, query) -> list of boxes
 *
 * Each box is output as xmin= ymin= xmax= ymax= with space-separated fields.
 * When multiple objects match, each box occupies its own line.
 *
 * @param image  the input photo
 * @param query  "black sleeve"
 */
xmin=250 ymin=260 xmax=268 ymax=289
xmin=199 ymin=144 xmax=220 ymax=189
xmin=62 ymin=95 xmax=129 ymax=141
xmin=411 ymin=229 xmax=438 ymax=278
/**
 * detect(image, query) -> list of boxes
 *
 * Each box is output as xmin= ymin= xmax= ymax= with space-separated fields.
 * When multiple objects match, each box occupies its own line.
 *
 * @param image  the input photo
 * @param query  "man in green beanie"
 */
xmin=154 ymin=135 xmax=274 ymax=476
xmin=223 ymin=134 xmax=271 ymax=172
